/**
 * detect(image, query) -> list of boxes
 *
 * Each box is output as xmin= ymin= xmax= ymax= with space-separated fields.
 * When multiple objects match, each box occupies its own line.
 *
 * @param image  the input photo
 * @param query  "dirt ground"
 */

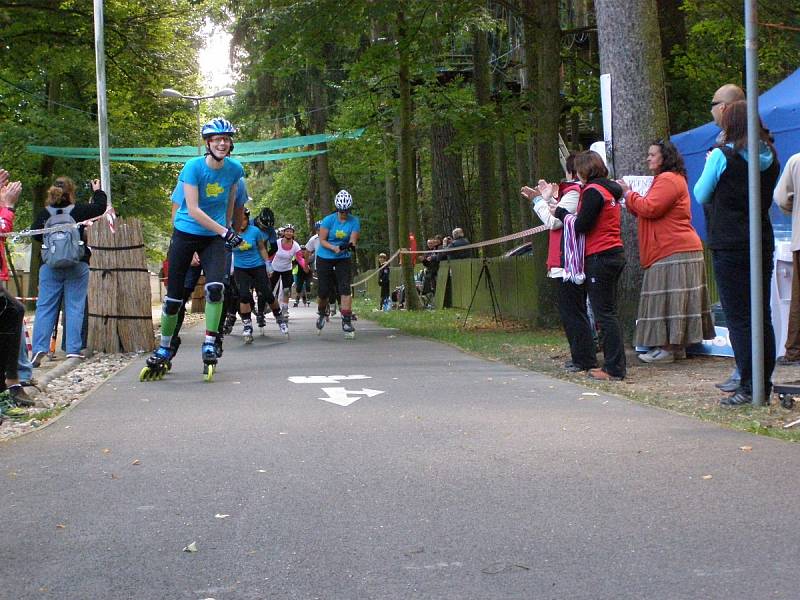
xmin=536 ymin=347 xmax=800 ymax=435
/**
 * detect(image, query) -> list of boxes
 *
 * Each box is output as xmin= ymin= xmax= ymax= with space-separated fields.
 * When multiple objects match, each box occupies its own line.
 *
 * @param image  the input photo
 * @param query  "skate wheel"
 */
xmin=139 ymin=366 xmax=151 ymax=382
xmin=166 ymin=360 xmax=173 ymax=371
xmin=203 ymin=364 xmax=215 ymax=382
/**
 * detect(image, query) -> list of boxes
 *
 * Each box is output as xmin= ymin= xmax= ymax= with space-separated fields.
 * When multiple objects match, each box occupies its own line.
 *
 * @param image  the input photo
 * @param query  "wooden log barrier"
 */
xmin=86 ymin=218 xmax=156 ymax=353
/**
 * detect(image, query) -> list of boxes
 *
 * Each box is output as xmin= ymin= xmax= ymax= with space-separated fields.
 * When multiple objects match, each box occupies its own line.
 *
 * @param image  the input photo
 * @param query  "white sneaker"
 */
xmin=638 ymin=348 xmax=674 ymax=364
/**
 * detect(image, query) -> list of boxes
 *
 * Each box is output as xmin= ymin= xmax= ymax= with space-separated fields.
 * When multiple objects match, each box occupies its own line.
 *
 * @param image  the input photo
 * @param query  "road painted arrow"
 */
xmin=318 ymin=387 xmax=385 ymax=406
xmin=288 ymin=374 xmax=371 ymax=384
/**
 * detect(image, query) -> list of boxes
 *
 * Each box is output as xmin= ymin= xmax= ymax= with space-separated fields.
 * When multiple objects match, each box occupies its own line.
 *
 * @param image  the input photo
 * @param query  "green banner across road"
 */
xmin=26 ymin=128 xmax=365 ymax=163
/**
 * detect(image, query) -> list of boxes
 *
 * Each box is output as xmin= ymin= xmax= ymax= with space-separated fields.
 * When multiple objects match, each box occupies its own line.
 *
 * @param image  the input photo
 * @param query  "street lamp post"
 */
xmin=160 ymin=88 xmax=236 ymax=155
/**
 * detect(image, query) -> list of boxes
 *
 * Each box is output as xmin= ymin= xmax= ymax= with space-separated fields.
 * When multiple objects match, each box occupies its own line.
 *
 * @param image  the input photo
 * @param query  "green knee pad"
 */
xmin=205 ymin=301 xmax=223 ymax=333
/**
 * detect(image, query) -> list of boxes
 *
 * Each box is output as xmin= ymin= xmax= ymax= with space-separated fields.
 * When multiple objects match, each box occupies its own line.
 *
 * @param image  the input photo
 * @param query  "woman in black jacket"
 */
xmin=29 ymin=177 xmax=107 ymax=364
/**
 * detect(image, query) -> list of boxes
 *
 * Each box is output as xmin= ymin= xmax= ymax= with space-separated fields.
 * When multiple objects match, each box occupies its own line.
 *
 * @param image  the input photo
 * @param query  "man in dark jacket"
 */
xmin=447 ymin=228 xmax=475 ymax=260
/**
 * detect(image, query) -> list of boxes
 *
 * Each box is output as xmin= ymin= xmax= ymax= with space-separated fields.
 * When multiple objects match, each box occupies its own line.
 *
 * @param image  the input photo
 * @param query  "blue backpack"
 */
xmin=41 ymin=205 xmax=84 ymax=268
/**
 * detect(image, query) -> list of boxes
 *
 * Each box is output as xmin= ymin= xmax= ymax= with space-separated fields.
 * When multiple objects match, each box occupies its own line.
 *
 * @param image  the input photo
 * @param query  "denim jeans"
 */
xmin=585 ymin=250 xmax=626 ymax=378
xmin=32 ymin=262 xmax=90 ymax=355
xmin=18 ymin=323 xmax=32 ymax=381
xmin=712 ymin=249 xmax=775 ymax=394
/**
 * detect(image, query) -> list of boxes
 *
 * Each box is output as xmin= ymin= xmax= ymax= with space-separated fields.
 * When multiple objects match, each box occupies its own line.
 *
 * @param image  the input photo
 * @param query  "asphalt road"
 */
xmin=2 ymin=304 xmax=799 ymax=600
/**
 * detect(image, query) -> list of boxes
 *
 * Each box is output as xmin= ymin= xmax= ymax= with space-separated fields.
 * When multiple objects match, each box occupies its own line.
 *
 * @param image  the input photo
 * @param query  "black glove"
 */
xmin=340 ymin=242 xmax=356 ymax=252
xmin=222 ymin=227 xmax=243 ymax=249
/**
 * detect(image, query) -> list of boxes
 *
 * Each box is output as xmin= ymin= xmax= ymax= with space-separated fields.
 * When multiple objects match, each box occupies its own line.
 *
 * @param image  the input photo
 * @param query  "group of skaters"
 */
xmin=141 ymin=118 xmax=361 ymax=382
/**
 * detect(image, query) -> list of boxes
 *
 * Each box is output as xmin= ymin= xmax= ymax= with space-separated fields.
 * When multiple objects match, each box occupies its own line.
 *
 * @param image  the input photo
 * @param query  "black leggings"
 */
xmin=166 ymin=230 xmax=226 ymax=300
xmin=235 ymin=266 xmax=274 ymax=309
xmin=0 ymin=287 xmax=24 ymax=384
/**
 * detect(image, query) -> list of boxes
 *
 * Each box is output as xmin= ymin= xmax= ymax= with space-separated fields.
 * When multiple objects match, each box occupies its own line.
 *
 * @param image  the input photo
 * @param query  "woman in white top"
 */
xmin=269 ymin=224 xmax=309 ymax=317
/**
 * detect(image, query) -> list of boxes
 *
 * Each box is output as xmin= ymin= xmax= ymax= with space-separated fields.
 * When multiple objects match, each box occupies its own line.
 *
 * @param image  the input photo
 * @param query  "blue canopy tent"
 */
xmin=672 ymin=68 xmax=800 ymax=241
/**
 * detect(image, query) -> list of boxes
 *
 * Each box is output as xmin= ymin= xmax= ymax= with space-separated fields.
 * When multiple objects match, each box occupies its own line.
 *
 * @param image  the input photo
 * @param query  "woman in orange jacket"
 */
xmin=619 ymin=140 xmax=714 ymax=364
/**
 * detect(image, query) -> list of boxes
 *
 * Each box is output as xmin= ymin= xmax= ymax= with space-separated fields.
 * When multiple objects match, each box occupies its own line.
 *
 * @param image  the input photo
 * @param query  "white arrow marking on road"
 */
xmin=318 ymin=387 xmax=385 ymax=406
xmin=288 ymin=374 xmax=371 ymax=384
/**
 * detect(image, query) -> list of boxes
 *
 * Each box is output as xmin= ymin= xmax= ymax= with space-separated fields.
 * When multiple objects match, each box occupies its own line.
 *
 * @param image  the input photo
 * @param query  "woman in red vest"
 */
xmin=553 ymin=151 xmax=626 ymax=381
xmin=521 ymin=154 xmax=597 ymax=372
xmin=619 ymin=140 xmax=714 ymax=364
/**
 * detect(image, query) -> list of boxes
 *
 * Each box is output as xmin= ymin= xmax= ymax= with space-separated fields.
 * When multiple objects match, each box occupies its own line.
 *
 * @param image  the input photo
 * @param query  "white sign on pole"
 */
xmin=600 ymin=73 xmax=613 ymax=177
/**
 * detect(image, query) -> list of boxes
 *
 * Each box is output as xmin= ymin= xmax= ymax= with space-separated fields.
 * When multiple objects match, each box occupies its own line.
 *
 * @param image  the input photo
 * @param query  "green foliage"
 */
xmin=668 ymin=0 xmax=800 ymax=133
xmin=0 ymin=0 xmax=204 ymax=243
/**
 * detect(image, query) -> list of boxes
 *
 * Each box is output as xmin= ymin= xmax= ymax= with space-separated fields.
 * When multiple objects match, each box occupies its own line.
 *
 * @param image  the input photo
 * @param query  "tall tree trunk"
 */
xmin=520 ymin=0 xmax=539 ymax=182
xmin=309 ymin=67 xmax=332 ymax=214
xmin=430 ymin=120 xmax=469 ymax=236
xmin=397 ymin=8 xmax=421 ymax=310
xmin=594 ymin=0 xmax=669 ymax=340
xmin=515 ymin=142 xmax=532 ymax=227
xmin=28 ymin=77 xmax=58 ymax=306
xmin=385 ymin=122 xmax=400 ymax=255
xmin=535 ymin=0 xmax=563 ymax=183
xmin=496 ymin=134 xmax=513 ymax=236
xmin=305 ymin=157 xmax=318 ymax=234
xmin=473 ymin=26 xmax=499 ymax=254
xmin=656 ymin=0 xmax=687 ymax=131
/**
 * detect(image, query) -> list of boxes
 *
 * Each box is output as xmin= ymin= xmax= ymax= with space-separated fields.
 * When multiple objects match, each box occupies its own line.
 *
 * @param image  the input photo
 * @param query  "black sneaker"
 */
xmin=9 ymin=385 xmax=35 ymax=407
xmin=721 ymin=390 xmax=753 ymax=406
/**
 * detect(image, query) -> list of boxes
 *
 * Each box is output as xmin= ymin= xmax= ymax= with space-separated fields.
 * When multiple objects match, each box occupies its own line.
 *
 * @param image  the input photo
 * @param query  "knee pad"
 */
xmin=163 ymin=296 xmax=183 ymax=316
xmin=205 ymin=282 xmax=225 ymax=303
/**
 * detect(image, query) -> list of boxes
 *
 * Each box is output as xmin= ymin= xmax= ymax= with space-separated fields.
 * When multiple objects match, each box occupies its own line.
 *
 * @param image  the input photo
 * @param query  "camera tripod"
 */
xmin=462 ymin=259 xmax=502 ymax=327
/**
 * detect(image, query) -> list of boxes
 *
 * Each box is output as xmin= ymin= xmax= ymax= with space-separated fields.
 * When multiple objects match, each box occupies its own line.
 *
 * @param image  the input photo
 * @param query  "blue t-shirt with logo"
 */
xmin=233 ymin=224 xmax=269 ymax=269
xmin=171 ymin=176 xmax=248 ymax=209
xmin=316 ymin=212 xmax=361 ymax=260
xmin=172 ymin=157 xmax=245 ymax=236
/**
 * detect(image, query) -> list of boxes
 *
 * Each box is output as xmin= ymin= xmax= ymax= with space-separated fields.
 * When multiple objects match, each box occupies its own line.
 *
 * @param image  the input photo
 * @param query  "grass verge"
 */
xmin=355 ymin=299 xmax=800 ymax=442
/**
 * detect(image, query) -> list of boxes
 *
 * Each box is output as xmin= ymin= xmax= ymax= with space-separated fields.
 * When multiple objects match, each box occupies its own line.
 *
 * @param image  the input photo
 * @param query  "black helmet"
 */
xmin=254 ymin=207 xmax=275 ymax=231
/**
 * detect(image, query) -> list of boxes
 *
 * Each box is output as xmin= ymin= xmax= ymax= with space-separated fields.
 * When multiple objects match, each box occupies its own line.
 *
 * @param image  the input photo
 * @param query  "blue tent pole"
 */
xmin=745 ymin=0 xmax=765 ymax=406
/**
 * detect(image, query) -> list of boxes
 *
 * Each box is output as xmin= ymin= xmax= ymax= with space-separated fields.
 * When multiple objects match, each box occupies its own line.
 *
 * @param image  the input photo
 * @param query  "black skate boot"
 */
xmin=140 ymin=346 xmax=172 ymax=381
xmin=202 ymin=342 xmax=218 ymax=382
xmin=342 ymin=315 xmax=355 ymax=339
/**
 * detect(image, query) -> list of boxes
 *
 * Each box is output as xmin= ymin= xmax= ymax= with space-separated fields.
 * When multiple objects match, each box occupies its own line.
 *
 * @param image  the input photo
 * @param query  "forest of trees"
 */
xmin=1 ymin=0 xmax=799 ymax=316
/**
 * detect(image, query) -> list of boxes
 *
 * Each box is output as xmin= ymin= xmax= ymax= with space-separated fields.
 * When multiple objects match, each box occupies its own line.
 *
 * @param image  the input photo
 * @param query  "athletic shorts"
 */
xmin=316 ymin=256 xmax=352 ymax=300
xmin=235 ymin=266 xmax=274 ymax=307
xmin=269 ymin=269 xmax=294 ymax=296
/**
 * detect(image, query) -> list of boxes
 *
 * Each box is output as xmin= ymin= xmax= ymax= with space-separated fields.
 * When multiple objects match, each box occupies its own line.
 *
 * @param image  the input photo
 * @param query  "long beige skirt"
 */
xmin=634 ymin=250 xmax=715 ymax=348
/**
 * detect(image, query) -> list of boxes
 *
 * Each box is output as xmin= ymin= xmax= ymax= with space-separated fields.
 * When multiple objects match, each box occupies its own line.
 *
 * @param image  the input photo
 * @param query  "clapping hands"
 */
xmin=0 ymin=169 xmax=22 ymax=208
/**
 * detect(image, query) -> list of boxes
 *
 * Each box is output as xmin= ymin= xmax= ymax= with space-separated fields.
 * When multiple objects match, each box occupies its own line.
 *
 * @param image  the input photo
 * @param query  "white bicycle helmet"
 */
xmin=334 ymin=189 xmax=353 ymax=211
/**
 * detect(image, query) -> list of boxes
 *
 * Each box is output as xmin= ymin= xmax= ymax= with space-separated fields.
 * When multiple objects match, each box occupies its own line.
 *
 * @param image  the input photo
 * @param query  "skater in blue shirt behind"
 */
xmin=315 ymin=190 xmax=360 ymax=339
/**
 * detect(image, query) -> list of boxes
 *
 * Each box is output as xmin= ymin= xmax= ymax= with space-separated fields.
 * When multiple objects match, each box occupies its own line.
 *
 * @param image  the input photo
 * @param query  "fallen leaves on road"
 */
xmin=131 ymin=459 xmax=141 ymax=465
xmin=183 ymin=541 xmax=198 ymax=553
xmin=102 ymin=448 xmax=111 ymax=454
xmin=215 ymin=514 xmax=230 ymax=519
xmin=702 ymin=475 xmax=713 ymax=480
xmin=481 ymin=562 xmax=530 ymax=575
xmin=56 ymin=524 xmax=66 ymax=529
xmin=739 ymin=446 xmax=753 ymax=452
